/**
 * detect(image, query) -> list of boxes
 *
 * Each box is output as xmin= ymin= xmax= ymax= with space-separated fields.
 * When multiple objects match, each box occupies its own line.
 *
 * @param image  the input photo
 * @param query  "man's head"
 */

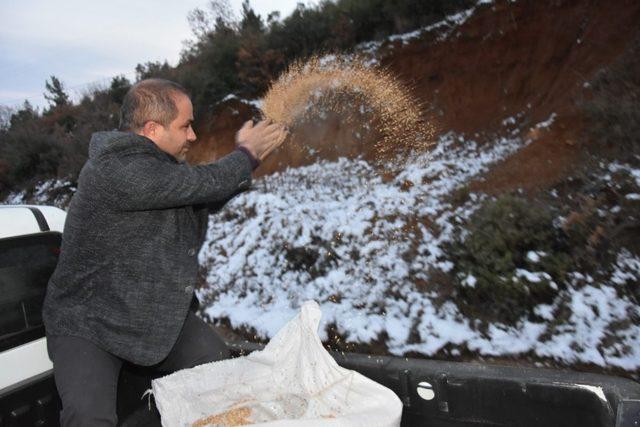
xmin=119 ymin=78 xmax=196 ymax=162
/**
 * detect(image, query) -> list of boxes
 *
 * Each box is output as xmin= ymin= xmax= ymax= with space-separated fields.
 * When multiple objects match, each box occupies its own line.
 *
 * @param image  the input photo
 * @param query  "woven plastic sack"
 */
xmin=151 ymin=300 xmax=403 ymax=426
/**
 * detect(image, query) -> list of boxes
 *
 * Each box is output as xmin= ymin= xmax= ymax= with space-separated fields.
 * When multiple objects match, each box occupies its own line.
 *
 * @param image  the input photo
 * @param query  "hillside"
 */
xmin=183 ymin=0 xmax=640 ymax=379
xmin=6 ymin=0 xmax=640 ymax=378
xmin=189 ymin=0 xmax=639 ymax=184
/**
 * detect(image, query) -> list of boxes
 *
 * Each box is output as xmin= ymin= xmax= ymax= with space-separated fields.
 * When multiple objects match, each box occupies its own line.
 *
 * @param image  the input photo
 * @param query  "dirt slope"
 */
xmin=189 ymin=0 xmax=640 ymax=192
xmin=389 ymin=0 xmax=640 ymax=194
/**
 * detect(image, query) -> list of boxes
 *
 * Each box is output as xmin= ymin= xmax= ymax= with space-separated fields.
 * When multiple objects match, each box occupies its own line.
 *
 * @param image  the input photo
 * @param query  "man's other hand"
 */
xmin=236 ymin=119 xmax=288 ymax=162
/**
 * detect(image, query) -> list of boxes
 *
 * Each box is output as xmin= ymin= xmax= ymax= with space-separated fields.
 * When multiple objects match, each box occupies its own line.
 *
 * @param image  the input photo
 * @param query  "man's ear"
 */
xmin=140 ymin=121 xmax=158 ymax=138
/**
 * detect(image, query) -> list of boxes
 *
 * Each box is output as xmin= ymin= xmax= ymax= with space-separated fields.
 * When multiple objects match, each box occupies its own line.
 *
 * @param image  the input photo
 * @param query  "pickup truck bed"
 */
xmin=112 ymin=340 xmax=640 ymax=426
xmin=4 ymin=339 xmax=640 ymax=426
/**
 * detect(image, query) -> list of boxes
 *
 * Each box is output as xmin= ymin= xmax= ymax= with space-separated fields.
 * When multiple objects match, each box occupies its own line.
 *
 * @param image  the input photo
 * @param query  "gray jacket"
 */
xmin=43 ymin=131 xmax=252 ymax=365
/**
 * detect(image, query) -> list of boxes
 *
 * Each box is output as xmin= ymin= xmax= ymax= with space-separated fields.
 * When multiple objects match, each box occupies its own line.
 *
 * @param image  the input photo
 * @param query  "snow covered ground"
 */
xmin=5 ymin=121 xmax=639 ymax=373
xmin=4 ymin=179 xmax=76 ymax=208
xmin=196 ymin=128 xmax=640 ymax=372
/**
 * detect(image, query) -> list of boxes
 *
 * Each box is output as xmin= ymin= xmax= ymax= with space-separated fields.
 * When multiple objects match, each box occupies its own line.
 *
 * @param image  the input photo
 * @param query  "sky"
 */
xmin=0 ymin=0 xmax=302 ymax=110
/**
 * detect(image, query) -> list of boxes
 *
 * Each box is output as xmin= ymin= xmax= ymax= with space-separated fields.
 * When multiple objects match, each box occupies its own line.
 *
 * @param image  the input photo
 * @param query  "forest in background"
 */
xmin=0 ymin=0 xmax=474 ymax=196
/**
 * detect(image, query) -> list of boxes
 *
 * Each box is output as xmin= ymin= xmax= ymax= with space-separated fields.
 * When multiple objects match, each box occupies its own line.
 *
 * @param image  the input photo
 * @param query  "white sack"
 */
xmin=152 ymin=300 xmax=403 ymax=426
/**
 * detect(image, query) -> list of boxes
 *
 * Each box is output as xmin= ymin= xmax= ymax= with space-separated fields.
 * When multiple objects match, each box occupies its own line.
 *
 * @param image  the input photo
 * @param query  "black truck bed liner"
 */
xmin=112 ymin=341 xmax=640 ymax=426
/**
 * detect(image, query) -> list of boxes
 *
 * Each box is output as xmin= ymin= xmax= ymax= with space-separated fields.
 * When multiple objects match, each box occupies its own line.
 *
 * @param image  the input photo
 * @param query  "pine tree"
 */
xmin=44 ymin=76 xmax=70 ymax=108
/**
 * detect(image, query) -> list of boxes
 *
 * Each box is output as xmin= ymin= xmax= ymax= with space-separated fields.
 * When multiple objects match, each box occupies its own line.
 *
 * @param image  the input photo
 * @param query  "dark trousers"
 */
xmin=46 ymin=310 xmax=230 ymax=427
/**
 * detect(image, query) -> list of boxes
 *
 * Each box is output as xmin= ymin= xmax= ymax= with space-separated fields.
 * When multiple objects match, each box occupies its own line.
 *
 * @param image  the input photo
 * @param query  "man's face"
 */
xmin=153 ymin=93 xmax=197 ymax=162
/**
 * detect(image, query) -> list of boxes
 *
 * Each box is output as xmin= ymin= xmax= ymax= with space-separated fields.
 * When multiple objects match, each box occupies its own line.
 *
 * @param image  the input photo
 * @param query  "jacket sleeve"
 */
xmin=98 ymin=150 xmax=253 ymax=211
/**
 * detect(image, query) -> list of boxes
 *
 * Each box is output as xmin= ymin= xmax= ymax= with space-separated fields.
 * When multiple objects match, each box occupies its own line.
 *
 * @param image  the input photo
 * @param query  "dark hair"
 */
xmin=119 ymin=79 xmax=189 ymax=131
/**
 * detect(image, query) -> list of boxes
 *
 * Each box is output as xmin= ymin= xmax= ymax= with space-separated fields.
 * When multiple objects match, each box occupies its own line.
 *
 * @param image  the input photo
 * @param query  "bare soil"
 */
xmin=192 ymin=0 xmax=640 ymax=379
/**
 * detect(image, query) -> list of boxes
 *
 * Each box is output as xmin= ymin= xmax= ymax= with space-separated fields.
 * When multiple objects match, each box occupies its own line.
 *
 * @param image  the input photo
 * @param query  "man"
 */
xmin=42 ymin=78 xmax=286 ymax=426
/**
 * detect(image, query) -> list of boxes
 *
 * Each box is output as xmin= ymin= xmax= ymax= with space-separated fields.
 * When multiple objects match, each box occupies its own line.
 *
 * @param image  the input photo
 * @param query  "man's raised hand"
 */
xmin=236 ymin=119 xmax=288 ymax=162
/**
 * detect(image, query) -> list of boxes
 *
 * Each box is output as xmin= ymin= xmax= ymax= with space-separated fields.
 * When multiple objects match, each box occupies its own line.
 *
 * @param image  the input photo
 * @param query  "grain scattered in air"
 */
xmin=260 ymin=55 xmax=435 ymax=159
